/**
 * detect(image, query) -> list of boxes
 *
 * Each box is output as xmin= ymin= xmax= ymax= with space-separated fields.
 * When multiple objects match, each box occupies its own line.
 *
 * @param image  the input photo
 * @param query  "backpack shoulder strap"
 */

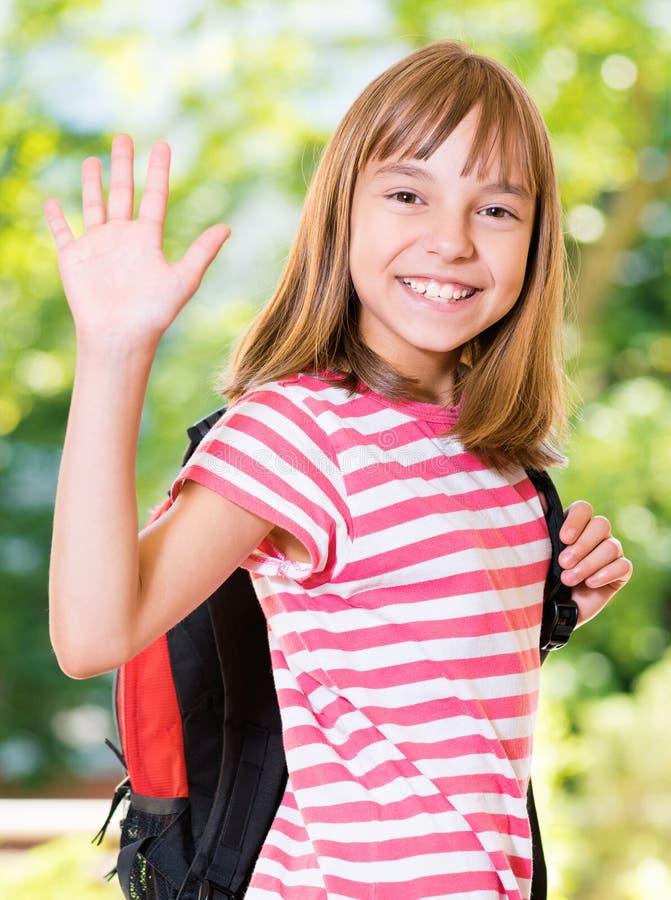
xmin=182 ymin=406 xmax=227 ymax=465
xmin=524 ymin=467 xmax=579 ymax=900
xmin=526 ymin=468 xmax=579 ymax=656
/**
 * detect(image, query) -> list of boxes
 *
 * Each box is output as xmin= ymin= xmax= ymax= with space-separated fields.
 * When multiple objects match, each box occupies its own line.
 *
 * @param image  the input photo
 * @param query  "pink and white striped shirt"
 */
xmin=173 ymin=373 xmax=550 ymax=900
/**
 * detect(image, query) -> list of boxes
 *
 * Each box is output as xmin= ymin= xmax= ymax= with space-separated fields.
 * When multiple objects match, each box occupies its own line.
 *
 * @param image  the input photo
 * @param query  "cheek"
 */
xmin=349 ymin=226 xmax=384 ymax=287
xmin=500 ymin=235 xmax=533 ymax=295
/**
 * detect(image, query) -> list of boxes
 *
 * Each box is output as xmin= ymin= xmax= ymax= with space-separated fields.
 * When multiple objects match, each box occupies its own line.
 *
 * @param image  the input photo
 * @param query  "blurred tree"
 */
xmin=1 ymin=0 xmax=669 ymax=894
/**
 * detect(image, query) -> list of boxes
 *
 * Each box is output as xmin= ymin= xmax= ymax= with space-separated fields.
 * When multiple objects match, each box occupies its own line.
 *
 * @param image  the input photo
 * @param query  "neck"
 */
xmin=401 ymin=352 xmax=462 ymax=405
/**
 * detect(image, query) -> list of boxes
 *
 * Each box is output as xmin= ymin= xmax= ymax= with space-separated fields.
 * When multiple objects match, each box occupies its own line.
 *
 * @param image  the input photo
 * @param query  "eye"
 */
xmin=480 ymin=205 xmax=515 ymax=219
xmin=390 ymin=190 xmax=421 ymax=205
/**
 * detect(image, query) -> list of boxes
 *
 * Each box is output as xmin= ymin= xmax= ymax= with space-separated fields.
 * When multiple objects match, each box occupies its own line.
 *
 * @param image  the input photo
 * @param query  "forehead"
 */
xmin=359 ymin=101 xmax=538 ymax=197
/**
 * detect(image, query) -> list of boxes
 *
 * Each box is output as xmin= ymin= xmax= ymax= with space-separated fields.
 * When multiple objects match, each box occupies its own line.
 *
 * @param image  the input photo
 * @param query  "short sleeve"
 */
xmin=171 ymin=382 xmax=352 ymax=582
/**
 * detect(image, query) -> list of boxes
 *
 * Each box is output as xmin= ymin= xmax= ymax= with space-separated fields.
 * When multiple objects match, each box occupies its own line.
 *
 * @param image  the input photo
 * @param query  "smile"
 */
xmin=400 ymin=278 xmax=478 ymax=303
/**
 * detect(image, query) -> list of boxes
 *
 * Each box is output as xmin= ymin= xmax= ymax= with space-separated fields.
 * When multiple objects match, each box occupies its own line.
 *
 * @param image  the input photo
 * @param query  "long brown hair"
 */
xmin=223 ymin=40 xmax=567 ymax=469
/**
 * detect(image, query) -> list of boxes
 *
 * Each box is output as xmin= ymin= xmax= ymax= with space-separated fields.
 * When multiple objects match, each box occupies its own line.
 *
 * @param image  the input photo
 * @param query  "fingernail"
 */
xmin=561 ymin=527 xmax=578 ymax=543
xmin=563 ymin=568 xmax=580 ymax=586
xmin=559 ymin=550 xmax=576 ymax=567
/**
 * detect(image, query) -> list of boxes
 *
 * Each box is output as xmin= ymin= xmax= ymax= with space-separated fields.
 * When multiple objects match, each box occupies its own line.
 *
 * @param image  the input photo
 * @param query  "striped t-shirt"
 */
xmin=173 ymin=373 xmax=550 ymax=900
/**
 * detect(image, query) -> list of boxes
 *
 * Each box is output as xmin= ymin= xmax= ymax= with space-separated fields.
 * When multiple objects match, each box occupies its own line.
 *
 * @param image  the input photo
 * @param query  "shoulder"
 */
xmin=201 ymin=375 xmax=362 ymax=475
xmin=228 ymin=373 xmax=357 ymax=442
xmin=237 ymin=372 xmax=351 ymax=410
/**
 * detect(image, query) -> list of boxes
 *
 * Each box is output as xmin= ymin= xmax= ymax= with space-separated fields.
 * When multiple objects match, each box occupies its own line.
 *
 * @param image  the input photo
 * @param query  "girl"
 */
xmin=46 ymin=41 xmax=632 ymax=900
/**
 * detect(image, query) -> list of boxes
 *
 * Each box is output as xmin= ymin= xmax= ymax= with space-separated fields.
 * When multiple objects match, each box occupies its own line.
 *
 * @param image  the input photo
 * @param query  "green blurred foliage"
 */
xmin=1 ymin=0 xmax=669 ymax=896
xmin=0 ymin=836 xmax=119 ymax=898
xmin=535 ymin=649 xmax=671 ymax=898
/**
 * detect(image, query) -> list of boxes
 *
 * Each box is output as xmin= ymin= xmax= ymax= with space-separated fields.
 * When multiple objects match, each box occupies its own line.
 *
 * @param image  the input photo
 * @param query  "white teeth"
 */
xmin=402 ymin=278 xmax=475 ymax=302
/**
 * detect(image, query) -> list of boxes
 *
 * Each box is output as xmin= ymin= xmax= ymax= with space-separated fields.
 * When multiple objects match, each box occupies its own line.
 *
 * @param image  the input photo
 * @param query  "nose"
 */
xmin=421 ymin=210 xmax=474 ymax=261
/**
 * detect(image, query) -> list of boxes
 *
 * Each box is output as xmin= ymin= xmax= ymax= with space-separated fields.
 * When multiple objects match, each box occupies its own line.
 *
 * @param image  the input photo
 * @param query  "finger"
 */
xmin=583 ymin=555 xmax=633 ymax=590
xmin=558 ymin=514 xmax=612 ymax=568
xmin=559 ymin=500 xmax=593 ymax=545
xmin=174 ymin=224 xmax=231 ymax=295
xmin=137 ymin=141 xmax=171 ymax=228
xmin=560 ymin=535 xmax=623 ymax=586
xmin=44 ymin=199 xmax=75 ymax=250
xmin=82 ymin=156 xmax=106 ymax=229
xmin=107 ymin=134 xmax=135 ymax=220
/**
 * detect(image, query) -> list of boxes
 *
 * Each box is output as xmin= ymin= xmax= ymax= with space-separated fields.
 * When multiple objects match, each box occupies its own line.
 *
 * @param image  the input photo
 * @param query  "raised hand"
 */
xmin=558 ymin=502 xmax=633 ymax=626
xmin=45 ymin=134 xmax=230 ymax=350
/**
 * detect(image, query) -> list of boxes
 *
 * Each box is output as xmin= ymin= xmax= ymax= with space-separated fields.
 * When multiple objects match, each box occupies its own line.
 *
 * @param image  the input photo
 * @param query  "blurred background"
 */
xmin=0 ymin=0 xmax=669 ymax=896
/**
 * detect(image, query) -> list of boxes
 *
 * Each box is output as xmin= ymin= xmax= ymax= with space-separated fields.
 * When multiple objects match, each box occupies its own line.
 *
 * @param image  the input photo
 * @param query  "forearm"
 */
xmin=49 ymin=338 xmax=156 ymax=677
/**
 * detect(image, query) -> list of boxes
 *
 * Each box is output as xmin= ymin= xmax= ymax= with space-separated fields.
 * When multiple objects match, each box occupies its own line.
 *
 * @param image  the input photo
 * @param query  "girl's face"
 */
xmin=349 ymin=108 xmax=535 ymax=401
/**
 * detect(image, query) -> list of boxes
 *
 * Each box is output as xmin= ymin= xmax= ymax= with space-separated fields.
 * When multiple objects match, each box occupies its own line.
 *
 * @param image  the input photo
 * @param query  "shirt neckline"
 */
xmin=360 ymin=386 xmax=462 ymax=426
xmin=301 ymin=370 xmax=461 ymax=427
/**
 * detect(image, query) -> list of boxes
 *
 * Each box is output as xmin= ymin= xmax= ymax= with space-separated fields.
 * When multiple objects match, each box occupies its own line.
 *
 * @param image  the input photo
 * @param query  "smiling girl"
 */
xmin=46 ymin=40 xmax=631 ymax=900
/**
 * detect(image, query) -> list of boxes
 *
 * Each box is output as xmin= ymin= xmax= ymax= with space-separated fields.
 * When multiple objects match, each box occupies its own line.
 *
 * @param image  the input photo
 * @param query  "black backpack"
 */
xmin=96 ymin=407 xmax=578 ymax=900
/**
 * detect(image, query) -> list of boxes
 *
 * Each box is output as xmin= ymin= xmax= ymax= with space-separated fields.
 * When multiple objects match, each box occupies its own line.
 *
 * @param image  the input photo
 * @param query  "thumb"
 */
xmin=175 ymin=223 xmax=231 ymax=295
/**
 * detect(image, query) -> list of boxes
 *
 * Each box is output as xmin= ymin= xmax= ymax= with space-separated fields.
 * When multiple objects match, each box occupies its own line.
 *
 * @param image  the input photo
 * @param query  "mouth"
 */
xmin=400 ymin=277 xmax=478 ymax=304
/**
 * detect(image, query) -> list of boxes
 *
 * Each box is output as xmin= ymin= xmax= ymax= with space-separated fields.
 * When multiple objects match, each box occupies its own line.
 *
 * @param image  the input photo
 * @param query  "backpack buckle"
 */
xmin=540 ymin=597 xmax=579 ymax=651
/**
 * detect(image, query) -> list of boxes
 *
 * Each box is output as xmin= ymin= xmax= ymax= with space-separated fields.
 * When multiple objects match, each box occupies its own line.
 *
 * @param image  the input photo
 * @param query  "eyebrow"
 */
xmin=372 ymin=162 xmax=533 ymax=201
xmin=479 ymin=181 xmax=533 ymax=201
xmin=373 ymin=162 xmax=435 ymax=183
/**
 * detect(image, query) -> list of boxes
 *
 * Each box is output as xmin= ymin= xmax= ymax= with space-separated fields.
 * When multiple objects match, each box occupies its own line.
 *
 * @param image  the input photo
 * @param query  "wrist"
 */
xmin=74 ymin=328 xmax=160 ymax=367
xmin=71 ymin=336 xmax=157 ymax=411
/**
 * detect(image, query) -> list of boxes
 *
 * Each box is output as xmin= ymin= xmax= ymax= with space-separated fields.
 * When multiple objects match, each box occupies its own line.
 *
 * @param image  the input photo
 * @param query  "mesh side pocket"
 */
xmin=119 ymin=797 xmax=191 ymax=900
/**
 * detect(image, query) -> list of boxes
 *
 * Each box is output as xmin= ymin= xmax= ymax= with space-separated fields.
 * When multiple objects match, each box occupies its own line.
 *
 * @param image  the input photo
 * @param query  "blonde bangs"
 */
xmin=357 ymin=51 xmax=540 ymax=198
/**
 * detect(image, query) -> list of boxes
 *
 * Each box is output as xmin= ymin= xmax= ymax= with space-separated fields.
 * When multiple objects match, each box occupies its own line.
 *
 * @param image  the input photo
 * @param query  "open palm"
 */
xmin=45 ymin=135 xmax=230 ymax=348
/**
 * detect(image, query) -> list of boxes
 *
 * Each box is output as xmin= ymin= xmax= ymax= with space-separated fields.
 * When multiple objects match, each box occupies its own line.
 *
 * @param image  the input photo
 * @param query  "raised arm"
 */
xmin=46 ymin=135 xmax=270 ymax=678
